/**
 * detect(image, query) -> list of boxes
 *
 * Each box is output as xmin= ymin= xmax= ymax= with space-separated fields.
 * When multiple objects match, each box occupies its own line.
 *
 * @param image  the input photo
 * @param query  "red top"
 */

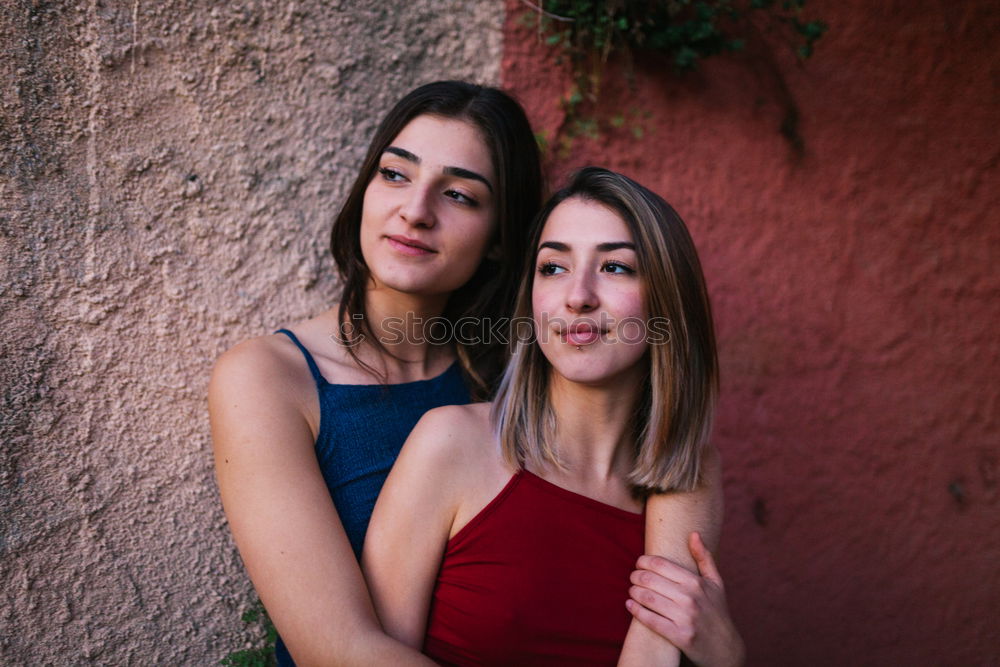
xmin=423 ymin=469 xmax=645 ymax=666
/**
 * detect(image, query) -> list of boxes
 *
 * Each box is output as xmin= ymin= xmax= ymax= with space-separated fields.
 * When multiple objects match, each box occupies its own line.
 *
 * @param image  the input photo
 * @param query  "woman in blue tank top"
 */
xmin=209 ymin=82 xmax=741 ymax=666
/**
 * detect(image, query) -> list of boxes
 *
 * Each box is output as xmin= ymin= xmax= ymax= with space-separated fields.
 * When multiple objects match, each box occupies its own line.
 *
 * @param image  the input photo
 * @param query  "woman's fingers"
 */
xmin=628 ymin=583 xmax=697 ymax=624
xmin=629 ymin=566 xmax=698 ymax=602
xmin=625 ymin=599 xmax=695 ymax=650
xmin=689 ymin=531 xmax=724 ymax=589
xmin=635 ymin=553 xmax=699 ymax=586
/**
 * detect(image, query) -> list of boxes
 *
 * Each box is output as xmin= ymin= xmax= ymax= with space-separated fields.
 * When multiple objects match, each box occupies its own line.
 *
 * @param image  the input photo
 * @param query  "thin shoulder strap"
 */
xmin=275 ymin=328 xmax=327 ymax=385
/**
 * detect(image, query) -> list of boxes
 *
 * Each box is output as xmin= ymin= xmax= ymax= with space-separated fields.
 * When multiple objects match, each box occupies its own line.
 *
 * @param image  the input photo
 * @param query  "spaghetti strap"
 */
xmin=275 ymin=328 xmax=327 ymax=385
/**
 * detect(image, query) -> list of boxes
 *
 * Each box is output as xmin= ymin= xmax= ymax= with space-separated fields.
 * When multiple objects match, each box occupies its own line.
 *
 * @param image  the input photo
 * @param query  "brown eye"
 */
xmin=601 ymin=261 xmax=634 ymax=275
xmin=538 ymin=262 xmax=566 ymax=276
xmin=445 ymin=189 xmax=478 ymax=207
xmin=378 ymin=167 xmax=405 ymax=182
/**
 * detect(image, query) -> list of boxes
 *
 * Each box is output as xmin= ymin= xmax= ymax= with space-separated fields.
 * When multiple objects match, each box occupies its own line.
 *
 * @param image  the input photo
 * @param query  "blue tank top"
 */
xmin=273 ymin=328 xmax=472 ymax=665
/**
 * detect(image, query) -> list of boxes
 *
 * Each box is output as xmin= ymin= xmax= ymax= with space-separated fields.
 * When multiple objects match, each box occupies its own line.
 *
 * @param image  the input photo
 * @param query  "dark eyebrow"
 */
xmin=383 ymin=146 xmax=494 ymax=194
xmin=597 ymin=242 xmax=635 ymax=252
xmin=444 ymin=166 xmax=493 ymax=193
xmin=384 ymin=146 xmax=419 ymax=163
xmin=537 ymin=241 xmax=635 ymax=252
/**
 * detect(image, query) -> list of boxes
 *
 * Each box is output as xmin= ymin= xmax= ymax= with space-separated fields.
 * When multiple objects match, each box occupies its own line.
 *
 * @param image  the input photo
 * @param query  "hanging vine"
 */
xmin=522 ymin=0 xmax=828 ymax=148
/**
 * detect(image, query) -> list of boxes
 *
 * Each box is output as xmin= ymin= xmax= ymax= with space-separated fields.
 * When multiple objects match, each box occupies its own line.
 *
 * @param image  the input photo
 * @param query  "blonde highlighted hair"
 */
xmin=490 ymin=167 xmax=718 ymax=493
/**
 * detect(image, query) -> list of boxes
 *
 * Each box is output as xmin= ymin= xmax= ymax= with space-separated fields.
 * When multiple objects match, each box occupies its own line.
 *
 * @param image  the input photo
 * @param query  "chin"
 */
xmin=371 ymin=266 xmax=440 ymax=295
xmin=547 ymin=350 xmax=647 ymax=388
xmin=562 ymin=373 xmax=615 ymax=387
xmin=548 ymin=359 xmax=613 ymax=386
xmin=373 ymin=260 xmax=479 ymax=298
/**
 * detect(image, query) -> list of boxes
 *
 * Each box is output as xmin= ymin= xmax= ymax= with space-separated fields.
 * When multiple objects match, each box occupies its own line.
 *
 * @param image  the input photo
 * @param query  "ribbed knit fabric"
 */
xmin=273 ymin=328 xmax=471 ymax=666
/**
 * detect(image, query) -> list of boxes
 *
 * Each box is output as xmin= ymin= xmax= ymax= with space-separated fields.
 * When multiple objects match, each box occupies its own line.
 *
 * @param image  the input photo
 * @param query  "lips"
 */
xmin=564 ymin=324 xmax=604 ymax=347
xmin=386 ymin=235 xmax=437 ymax=256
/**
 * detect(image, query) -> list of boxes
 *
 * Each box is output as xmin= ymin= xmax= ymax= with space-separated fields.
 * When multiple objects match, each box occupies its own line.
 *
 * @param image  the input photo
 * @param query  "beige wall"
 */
xmin=0 ymin=1 xmax=503 ymax=662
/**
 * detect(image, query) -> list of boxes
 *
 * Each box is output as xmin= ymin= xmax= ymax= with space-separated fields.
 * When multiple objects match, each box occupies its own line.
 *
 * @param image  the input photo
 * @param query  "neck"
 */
xmin=349 ymin=281 xmax=453 ymax=377
xmin=546 ymin=368 xmax=644 ymax=481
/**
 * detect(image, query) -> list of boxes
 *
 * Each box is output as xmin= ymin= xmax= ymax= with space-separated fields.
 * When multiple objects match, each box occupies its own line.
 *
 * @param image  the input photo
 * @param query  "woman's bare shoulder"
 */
xmin=407 ymin=403 xmax=508 ymax=480
xmin=411 ymin=403 xmax=513 ymax=537
xmin=414 ymin=403 xmax=492 ymax=448
xmin=212 ymin=334 xmax=292 ymax=387
xmin=211 ymin=331 xmax=312 ymax=394
xmin=207 ymin=334 xmax=314 ymax=447
xmin=208 ymin=313 xmax=343 ymax=439
xmin=211 ymin=309 xmax=348 ymax=387
xmin=420 ymin=401 xmax=491 ymax=427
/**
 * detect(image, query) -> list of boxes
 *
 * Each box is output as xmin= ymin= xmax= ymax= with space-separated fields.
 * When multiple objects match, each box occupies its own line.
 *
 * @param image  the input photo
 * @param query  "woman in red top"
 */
xmin=363 ymin=168 xmax=743 ymax=666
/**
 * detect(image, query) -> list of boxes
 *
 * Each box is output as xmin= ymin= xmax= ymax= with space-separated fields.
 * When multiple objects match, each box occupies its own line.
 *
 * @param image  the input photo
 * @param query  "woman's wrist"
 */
xmin=715 ymin=628 xmax=745 ymax=667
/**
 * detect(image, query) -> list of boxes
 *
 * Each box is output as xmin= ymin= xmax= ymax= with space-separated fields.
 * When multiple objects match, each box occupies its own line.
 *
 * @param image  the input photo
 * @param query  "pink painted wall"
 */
xmin=504 ymin=1 xmax=999 ymax=664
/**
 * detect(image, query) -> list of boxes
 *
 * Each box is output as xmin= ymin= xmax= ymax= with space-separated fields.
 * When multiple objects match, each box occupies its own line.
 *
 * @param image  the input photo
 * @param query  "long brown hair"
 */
xmin=491 ymin=167 xmax=718 ymax=493
xmin=330 ymin=81 xmax=543 ymax=398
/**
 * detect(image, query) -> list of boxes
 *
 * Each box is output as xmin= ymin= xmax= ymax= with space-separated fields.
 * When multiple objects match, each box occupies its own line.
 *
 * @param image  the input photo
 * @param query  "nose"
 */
xmin=566 ymin=270 xmax=598 ymax=313
xmin=399 ymin=185 xmax=435 ymax=229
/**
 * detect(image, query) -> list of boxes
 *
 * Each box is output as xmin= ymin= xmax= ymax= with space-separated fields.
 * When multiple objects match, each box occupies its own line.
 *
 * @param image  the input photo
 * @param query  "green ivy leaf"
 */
xmin=802 ymin=20 xmax=828 ymax=39
xmin=535 ymin=0 xmax=825 ymax=144
xmin=224 ymin=601 xmax=276 ymax=667
xmin=675 ymin=45 xmax=699 ymax=69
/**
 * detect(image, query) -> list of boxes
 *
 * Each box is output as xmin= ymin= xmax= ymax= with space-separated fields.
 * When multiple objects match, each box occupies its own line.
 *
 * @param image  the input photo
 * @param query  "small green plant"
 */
xmin=522 ymin=0 xmax=827 ymax=145
xmin=221 ymin=600 xmax=277 ymax=667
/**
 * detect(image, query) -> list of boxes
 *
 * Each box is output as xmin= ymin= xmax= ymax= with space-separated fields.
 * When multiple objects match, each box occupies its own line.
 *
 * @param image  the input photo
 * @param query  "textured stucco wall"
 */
xmin=1 ymin=1 xmax=503 ymax=663
xmin=505 ymin=0 xmax=999 ymax=665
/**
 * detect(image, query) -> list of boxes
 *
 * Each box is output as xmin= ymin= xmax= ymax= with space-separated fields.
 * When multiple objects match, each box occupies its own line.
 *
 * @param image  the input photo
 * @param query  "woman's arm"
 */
xmin=361 ymin=407 xmax=472 ymax=646
xmin=617 ymin=445 xmax=730 ymax=667
xmin=209 ymin=338 xmax=434 ymax=666
xmin=628 ymin=533 xmax=745 ymax=667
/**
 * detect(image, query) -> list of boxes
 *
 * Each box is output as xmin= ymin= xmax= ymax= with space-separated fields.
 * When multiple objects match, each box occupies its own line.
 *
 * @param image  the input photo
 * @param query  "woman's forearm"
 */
xmin=618 ymin=620 xmax=683 ymax=667
xmin=622 ymin=446 xmax=744 ymax=667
